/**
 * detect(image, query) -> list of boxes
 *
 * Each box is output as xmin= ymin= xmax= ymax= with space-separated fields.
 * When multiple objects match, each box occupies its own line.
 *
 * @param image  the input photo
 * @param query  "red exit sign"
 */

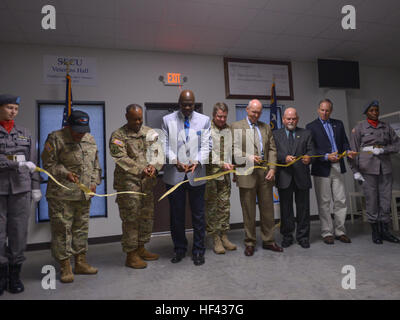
xmin=167 ymin=73 xmax=181 ymax=84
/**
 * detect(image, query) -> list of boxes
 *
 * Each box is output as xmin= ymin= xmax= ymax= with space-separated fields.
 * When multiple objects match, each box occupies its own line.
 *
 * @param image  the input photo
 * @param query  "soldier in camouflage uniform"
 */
xmin=109 ymin=104 xmax=163 ymax=269
xmin=205 ymin=102 xmax=236 ymax=254
xmin=41 ymin=110 xmax=101 ymax=283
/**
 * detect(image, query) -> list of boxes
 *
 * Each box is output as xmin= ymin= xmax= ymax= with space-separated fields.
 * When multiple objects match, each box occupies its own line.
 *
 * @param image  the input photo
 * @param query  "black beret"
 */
xmin=0 ymin=94 xmax=20 ymax=106
xmin=363 ymin=100 xmax=379 ymax=114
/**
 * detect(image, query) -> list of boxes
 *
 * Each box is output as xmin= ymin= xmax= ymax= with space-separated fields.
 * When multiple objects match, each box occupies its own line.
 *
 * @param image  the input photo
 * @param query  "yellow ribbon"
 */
xmin=158 ymin=151 xmax=351 ymax=200
xmin=36 ymin=167 xmax=146 ymax=197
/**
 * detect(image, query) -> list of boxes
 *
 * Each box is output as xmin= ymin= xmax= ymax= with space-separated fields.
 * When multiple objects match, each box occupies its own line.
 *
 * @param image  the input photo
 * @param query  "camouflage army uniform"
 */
xmin=205 ymin=121 xmax=232 ymax=235
xmin=109 ymin=124 xmax=163 ymax=253
xmin=41 ymin=128 xmax=101 ymax=261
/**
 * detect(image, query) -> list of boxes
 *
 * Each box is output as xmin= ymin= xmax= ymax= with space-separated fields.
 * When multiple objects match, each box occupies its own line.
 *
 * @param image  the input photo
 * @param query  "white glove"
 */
xmin=362 ymin=146 xmax=373 ymax=152
xmin=31 ymin=189 xmax=42 ymax=202
xmin=372 ymin=147 xmax=384 ymax=155
xmin=354 ymin=172 xmax=365 ymax=182
xmin=19 ymin=161 xmax=37 ymax=173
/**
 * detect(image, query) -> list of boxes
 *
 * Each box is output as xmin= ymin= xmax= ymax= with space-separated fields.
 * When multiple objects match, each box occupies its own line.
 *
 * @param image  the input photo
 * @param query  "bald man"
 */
xmin=231 ymin=99 xmax=282 ymax=256
xmin=273 ymin=108 xmax=314 ymax=248
xmin=162 ymin=90 xmax=211 ymax=266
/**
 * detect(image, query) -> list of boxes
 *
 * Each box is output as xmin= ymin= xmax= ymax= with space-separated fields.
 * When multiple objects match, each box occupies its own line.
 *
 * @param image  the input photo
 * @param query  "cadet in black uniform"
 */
xmin=350 ymin=100 xmax=400 ymax=244
xmin=0 ymin=94 xmax=41 ymax=295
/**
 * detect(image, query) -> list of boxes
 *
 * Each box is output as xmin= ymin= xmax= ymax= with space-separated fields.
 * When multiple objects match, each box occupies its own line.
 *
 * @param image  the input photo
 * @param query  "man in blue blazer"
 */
xmin=305 ymin=99 xmax=356 ymax=245
xmin=162 ymin=90 xmax=211 ymax=265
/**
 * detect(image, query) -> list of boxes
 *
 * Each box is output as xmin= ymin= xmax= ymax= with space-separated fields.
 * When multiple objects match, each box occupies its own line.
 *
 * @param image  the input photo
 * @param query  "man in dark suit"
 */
xmin=305 ymin=99 xmax=356 ymax=245
xmin=273 ymin=108 xmax=314 ymax=248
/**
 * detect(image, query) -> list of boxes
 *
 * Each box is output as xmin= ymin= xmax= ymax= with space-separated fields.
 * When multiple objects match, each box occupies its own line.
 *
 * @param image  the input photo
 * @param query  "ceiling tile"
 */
xmin=0 ymin=30 xmax=26 ymax=43
xmin=315 ymin=19 xmax=359 ymax=41
xmin=162 ymin=0 xmax=212 ymax=27
xmin=74 ymin=36 xmax=115 ymax=49
xmin=191 ymin=0 xmax=270 ymax=10
xmin=0 ymin=9 xmax=20 ymax=32
xmin=206 ymin=5 xmax=259 ymax=30
xmin=14 ymin=11 xmax=69 ymax=34
xmin=307 ymin=0 xmax=364 ymax=19
xmin=116 ymin=0 xmax=165 ymax=23
xmin=265 ymin=0 xmax=318 ymax=14
xmin=356 ymin=0 xmax=396 ymax=23
xmin=247 ymin=10 xmax=299 ymax=34
xmin=283 ymin=15 xmax=336 ymax=37
xmin=233 ymin=31 xmax=277 ymax=50
xmin=5 ymin=0 xmax=63 ymax=12
xmin=24 ymin=32 xmax=76 ymax=46
xmin=381 ymin=9 xmax=400 ymax=27
xmin=116 ymin=21 xmax=158 ymax=42
xmin=56 ymin=0 xmax=116 ymax=18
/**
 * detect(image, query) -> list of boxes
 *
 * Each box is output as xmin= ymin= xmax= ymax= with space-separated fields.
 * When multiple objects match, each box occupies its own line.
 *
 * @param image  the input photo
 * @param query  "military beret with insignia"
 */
xmin=0 ymin=94 xmax=21 ymax=106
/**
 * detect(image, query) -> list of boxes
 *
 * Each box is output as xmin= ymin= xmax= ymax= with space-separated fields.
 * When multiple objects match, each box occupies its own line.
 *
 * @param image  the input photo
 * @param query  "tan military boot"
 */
xmin=221 ymin=232 xmax=237 ymax=251
xmin=59 ymin=259 xmax=74 ymax=283
xmin=137 ymin=245 xmax=159 ymax=261
xmin=74 ymin=253 xmax=98 ymax=274
xmin=125 ymin=249 xmax=147 ymax=269
xmin=213 ymin=234 xmax=225 ymax=254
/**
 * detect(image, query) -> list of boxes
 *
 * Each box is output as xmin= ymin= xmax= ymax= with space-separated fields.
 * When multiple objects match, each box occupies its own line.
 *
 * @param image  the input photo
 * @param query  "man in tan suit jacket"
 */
xmin=231 ymin=99 xmax=283 ymax=256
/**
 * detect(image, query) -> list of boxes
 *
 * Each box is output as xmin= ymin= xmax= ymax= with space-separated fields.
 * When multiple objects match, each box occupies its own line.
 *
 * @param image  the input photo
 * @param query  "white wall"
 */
xmin=1 ymin=43 xmax=399 ymax=244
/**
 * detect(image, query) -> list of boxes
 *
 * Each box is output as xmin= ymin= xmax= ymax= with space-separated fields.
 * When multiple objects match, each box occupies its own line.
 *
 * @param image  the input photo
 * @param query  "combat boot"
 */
xmin=59 ymin=259 xmax=74 ymax=283
xmin=74 ymin=253 xmax=98 ymax=274
xmin=126 ymin=249 xmax=147 ymax=269
xmin=137 ymin=245 xmax=159 ymax=261
xmin=213 ymin=234 xmax=225 ymax=254
xmin=0 ymin=263 xmax=7 ymax=296
xmin=220 ymin=232 xmax=237 ymax=251
xmin=380 ymin=222 xmax=400 ymax=243
xmin=370 ymin=223 xmax=383 ymax=244
xmin=8 ymin=264 xmax=24 ymax=294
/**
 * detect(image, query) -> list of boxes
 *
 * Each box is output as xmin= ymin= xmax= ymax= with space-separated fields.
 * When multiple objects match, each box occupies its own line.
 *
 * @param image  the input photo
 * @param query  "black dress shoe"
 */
xmin=380 ymin=222 xmax=400 ymax=243
xmin=298 ymin=239 xmax=310 ymax=249
xmin=171 ymin=252 xmax=185 ymax=263
xmin=262 ymin=242 xmax=283 ymax=252
xmin=192 ymin=254 xmax=205 ymax=266
xmin=244 ymin=246 xmax=255 ymax=256
xmin=8 ymin=264 xmax=24 ymax=294
xmin=281 ymin=238 xmax=294 ymax=248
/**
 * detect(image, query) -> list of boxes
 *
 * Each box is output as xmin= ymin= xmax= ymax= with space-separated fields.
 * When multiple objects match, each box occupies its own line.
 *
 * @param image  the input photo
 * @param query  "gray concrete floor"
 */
xmin=1 ymin=220 xmax=400 ymax=300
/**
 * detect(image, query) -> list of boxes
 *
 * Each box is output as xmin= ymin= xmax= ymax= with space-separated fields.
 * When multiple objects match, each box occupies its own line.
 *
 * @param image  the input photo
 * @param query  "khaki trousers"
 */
xmin=313 ymin=163 xmax=347 ymax=238
xmin=239 ymin=173 xmax=275 ymax=247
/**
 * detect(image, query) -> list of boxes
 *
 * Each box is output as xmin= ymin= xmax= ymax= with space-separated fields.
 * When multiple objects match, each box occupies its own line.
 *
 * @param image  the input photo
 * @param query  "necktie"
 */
xmin=323 ymin=120 xmax=337 ymax=152
xmin=252 ymin=123 xmax=261 ymax=156
xmin=288 ymin=130 xmax=294 ymax=154
xmin=184 ymin=116 xmax=190 ymax=142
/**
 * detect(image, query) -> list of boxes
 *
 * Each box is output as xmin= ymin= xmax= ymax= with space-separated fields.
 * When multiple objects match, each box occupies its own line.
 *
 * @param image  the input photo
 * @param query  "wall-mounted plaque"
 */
xmin=224 ymin=57 xmax=294 ymax=100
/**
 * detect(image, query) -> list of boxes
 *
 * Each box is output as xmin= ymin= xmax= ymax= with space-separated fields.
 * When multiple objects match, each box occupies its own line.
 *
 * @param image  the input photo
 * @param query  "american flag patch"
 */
xmin=45 ymin=142 xmax=53 ymax=152
xmin=113 ymin=139 xmax=124 ymax=146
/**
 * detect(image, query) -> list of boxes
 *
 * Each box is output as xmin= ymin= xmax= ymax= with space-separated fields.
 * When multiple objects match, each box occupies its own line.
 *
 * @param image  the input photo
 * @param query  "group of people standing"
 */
xmin=0 ymin=90 xmax=399 ymax=294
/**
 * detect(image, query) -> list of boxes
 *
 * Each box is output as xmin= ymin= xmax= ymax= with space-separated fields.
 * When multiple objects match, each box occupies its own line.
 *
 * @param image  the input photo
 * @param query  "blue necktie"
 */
xmin=323 ymin=120 xmax=337 ymax=152
xmin=184 ymin=116 xmax=190 ymax=142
